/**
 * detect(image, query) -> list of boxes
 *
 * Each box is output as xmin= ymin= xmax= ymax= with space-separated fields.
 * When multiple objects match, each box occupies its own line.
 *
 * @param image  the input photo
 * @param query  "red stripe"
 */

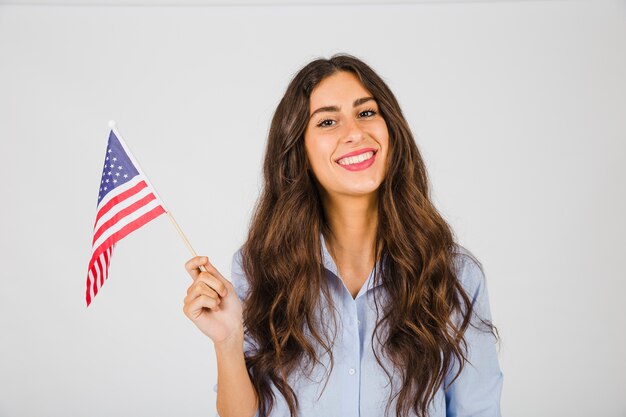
xmin=93 ymin=180 xmax=148 ymax=228
xmin=92 ymin=193 xmax=157 ymax=245
xmin=86 ymin=273 xmax=92 ymax=307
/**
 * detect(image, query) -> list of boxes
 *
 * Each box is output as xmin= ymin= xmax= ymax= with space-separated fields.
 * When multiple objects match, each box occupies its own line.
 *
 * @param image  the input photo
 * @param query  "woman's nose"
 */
xmin=343 ymin=117 xmax=365 ymax=143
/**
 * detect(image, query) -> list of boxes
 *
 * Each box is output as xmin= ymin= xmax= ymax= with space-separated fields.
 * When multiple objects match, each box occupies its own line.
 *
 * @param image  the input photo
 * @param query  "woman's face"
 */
xmin=304 ymin=71 xmax=389 ymax=200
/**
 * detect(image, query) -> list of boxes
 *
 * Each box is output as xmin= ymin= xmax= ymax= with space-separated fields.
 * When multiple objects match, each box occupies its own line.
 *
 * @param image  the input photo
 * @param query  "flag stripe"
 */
xmin=92 ymin=192 xmax=157 ymax=245
xmin=96 ymin=174 xmax=144 ymax=210
xmin=103 ymin=248 xmax=111 ymax=285
xmin=87 ymin=269 xmax=95 ymax=306
xmin=93 ymin=256 xmax=103 ymax=297
xmin=99 ymin=251 xmax=107 ymax=287
xmin=93 ymin=183 xmax=152 ymax=234
xmin=92 ymin=197 xmax=163 ymax=252
xmin=94 ymin=178 xmax=147 ymax=227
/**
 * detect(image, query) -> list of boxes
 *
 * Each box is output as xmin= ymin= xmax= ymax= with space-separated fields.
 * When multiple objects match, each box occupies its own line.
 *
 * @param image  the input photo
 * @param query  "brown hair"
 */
xmin=241 ymin=53 xmax=495 ymax=417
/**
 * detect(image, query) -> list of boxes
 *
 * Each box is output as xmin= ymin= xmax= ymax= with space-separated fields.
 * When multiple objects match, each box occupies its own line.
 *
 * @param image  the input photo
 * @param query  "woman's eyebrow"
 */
xmin=309 ymin=96 xmax=375 ymax=120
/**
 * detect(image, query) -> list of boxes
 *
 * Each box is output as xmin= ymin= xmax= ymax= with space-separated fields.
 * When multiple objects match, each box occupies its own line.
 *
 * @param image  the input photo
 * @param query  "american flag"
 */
xmin=85 ymin=127 xmax=166 ymax=307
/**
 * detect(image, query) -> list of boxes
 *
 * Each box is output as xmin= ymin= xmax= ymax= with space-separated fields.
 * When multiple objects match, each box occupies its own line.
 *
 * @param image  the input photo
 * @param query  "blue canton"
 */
xmin=97 ymin=131 xmax=139 ymax=204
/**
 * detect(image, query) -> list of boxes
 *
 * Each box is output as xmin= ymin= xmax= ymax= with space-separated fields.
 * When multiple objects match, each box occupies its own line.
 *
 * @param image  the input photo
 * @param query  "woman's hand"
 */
xmin=183 ymin=256 xmax=244 ymax=348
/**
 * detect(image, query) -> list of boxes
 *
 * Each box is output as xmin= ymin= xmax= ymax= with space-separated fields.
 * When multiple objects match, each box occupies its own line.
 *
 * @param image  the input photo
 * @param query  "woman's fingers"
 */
xmin=184 ymin=256 xmax=208 ymax=281
xmin=184 ymin=280 xmax=222 ymax=315
xmin=187 ymin=272 xmax=228 ymax=298
xmin=201 ymin=258 xmax=233 ymax=290
xmin=186 ymin=279 xmax=222 ymax=302
xmin=184 ymin=294 xmax=221 ymax=319
xmin=185 ymin=284 xmax=220 ymax=301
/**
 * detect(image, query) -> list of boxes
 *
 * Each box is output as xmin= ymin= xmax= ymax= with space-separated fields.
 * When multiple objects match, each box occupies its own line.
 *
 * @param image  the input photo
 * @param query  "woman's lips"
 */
xmin=336 ymin=150 xmax=377 ymax=172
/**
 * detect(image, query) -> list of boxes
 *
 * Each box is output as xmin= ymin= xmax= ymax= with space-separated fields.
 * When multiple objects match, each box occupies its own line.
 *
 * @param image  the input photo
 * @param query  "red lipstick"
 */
xmin=335 ymin=147 xmax=377 ymax=162
xmin=335 ymin=148 xmax=377 ymax=172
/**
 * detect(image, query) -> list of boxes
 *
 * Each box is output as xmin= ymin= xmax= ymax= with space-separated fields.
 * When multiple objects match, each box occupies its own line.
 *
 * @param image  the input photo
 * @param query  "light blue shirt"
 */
xmin=219 ymin=234 xmax=503 ymax=417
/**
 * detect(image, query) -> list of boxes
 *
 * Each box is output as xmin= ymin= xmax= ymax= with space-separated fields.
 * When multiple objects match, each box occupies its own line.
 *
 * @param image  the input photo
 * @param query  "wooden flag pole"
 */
xmin=166 ymin=212 xmax=208 ymax=273
xmin=108 ymin=120 xmax=207 ymax=273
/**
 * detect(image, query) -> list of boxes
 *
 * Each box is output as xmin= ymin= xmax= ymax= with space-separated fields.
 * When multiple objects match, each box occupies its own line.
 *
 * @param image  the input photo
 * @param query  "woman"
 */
xmin=183 ymin=54 xmax=503 ymax=417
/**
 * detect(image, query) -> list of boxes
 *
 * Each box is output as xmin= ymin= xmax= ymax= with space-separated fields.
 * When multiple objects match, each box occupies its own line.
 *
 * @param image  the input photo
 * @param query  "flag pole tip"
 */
xmin=108 ymin=120 xmax=117 ymax=130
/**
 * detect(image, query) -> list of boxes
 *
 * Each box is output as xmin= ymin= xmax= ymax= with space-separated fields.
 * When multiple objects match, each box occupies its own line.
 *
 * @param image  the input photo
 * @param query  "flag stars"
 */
xmin=104 ymin=186 xmax=108 ymax=190
xmin=113 ymin=179 xmax=118 ymax=184
xmin=118 ymin=166 xmax=122 ymax=170
xmin=115 ymin=172 xmax=120 ymax=177
xmin=110 ymin=164 xmax=114 ymax=168
xmin=112 ymin=157 xmax=117 ymax=162
xmin=105 ymin=179 xmax=109 ymax=183
xmin=107 ymin=171 xmax=112 ymax=176
xmin=123 ymin=174 xmax=128 ymax=178
xmin=108 ymin=149 xmax=112 ymax=153
xmin=106 ymin=157 xmax=109 ymax=161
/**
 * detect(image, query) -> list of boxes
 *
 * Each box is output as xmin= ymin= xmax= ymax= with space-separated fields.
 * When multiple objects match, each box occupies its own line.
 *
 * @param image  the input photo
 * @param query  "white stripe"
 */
xmin=91 ymin=198 xmax=162 ymax=251
xmin=96 ymin=175 xmax=144 ymax=213
xmin=93 ymin=185 xmax=153 ymax=234
xmin=95 ymin=255 xmax=104 ymax=292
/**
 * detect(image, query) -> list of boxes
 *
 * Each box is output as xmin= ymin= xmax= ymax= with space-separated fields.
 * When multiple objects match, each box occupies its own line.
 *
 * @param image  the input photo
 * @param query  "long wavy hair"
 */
xmin=241 ymin=54 xmax=495 ymax=417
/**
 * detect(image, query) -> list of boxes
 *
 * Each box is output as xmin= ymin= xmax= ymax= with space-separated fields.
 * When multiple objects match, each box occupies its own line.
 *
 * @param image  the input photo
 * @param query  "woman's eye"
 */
xmin=317 ymin=119 xmax=335 ymax=128
xmin=359 ymin=109 xmax=377 ymax=118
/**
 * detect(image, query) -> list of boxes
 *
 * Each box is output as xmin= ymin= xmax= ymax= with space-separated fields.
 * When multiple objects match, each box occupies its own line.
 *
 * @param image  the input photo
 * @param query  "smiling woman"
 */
xmin=182 ymin=54 xmax=503 ymax=417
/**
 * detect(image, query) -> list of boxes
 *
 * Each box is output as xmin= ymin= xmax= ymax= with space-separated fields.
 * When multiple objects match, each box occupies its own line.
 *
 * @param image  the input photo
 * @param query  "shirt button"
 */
xmin=357 ymin=320 xmax=361 ymax=326
xmin=348 ymin=368 xmax=356 ymax=375
xmin=213 ymin=383 xmax=218 ymax=393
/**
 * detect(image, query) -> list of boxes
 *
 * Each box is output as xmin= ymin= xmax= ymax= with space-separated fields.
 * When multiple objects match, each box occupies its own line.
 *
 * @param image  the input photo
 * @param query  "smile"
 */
xmin=337 ymin=151 xmax=375 ymax=166
xmin=335 ymin=150 xmax=377 ymax=172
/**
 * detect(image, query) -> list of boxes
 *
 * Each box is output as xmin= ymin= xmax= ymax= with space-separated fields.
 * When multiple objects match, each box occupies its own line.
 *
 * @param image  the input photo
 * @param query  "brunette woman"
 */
xmin=183 ymin=54 xmax=503 ymax=417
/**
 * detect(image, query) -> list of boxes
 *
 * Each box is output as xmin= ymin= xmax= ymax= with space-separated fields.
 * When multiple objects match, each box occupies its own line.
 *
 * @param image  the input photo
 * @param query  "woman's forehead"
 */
xmin=309 ymin=71 xmax=372 ymax=108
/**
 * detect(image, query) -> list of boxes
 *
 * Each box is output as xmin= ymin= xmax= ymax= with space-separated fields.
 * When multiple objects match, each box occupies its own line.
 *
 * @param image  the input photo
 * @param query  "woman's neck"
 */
xmin=321 ymin=193 xmax=378 ymax=293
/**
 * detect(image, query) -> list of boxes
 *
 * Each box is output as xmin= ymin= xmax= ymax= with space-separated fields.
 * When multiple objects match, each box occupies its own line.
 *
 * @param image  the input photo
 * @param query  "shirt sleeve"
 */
xmin=444 ymin=251 xmax=504 ymax=417
xmin=214 ymin=248 xmax=260 ymax=417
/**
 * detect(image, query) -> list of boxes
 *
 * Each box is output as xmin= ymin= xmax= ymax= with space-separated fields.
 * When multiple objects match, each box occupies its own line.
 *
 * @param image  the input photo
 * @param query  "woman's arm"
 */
xmin=215 ymin=331 xmax=258 ymax=417
xmin=183 ymin=256 xmax=258 ymax=417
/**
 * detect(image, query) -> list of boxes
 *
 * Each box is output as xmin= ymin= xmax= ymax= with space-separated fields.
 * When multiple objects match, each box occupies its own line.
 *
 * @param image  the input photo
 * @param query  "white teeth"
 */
xmin=338 ymin=151 xmax=374 ymax=166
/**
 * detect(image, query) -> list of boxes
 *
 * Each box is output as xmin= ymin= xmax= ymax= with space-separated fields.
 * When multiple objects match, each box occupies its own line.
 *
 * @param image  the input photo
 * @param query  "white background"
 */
xmin=1 ymin=0 xmax=625 ymax=416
